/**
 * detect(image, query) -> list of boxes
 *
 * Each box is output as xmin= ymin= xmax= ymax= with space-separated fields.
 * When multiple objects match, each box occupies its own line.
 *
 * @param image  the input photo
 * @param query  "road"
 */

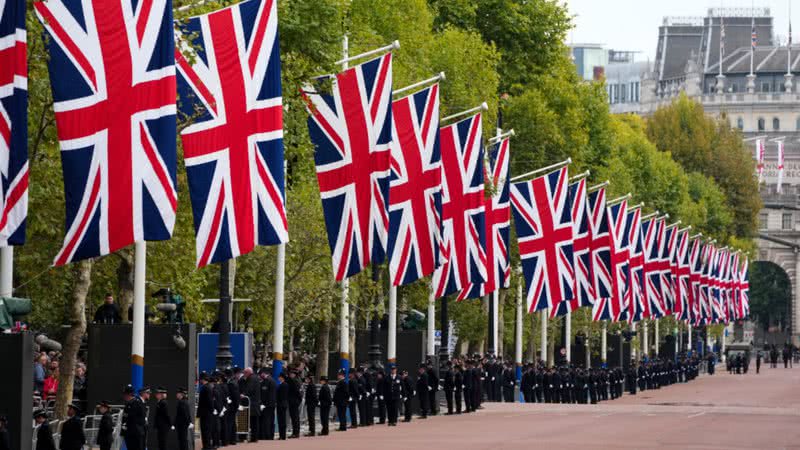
xmin=243 ymin=364 xmax=800 ymax=449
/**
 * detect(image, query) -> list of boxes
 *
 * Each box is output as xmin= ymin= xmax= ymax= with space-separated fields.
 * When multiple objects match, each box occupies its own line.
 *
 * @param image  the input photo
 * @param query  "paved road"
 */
xmin=243 ymin=364 xmax=800 ymax=449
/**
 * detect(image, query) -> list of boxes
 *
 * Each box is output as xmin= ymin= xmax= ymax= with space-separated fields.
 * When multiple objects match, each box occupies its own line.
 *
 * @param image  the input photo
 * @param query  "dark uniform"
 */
xmin=347 ymin=372 xmax=360 ymax=428
xmin=123 ymin=389 xmax=147 ymax=450
xmin=259 ymin=370 xmax=277 ymax=440
xmin=59 ymin=405 xmax=86 ymax=450
xmin=333 ymin=373 xmax=349 ymax=431
xmin=462 ymin=363 xmax=474 ymax=412
xmin=242 ymin=371 xmax=262 ymax=442
xmin=34 ymin=414 xmax=56 ymax=450
xmin=427 ymin=366 xmax=439 ymax=415
xmin=387 ymin=369 xmax=402 ymax=424
xmin=154 ymin=393 xmax=172 ymax=450
xmin=501 ymin=365 xmax=515 ymax=402
xmin=275 ymin=374 xmax=289 ymax=440
xmin=96 ymin=406 xmax=114 ymax=450
xmin=287 ymin=374 xmax=303 ymax=438
xmin=225 ymin=373 xmax=240 ymax=444
xmin=416 ymin=367 xmax=429 ymax=418
xmin=453 ymin=366 xmax=464 ymax=413
xmin=304 ymin=377 xmax=318 ymax=436
xmin=401 ymin=372 xmax=414 ymax=422
xmin=319 ymin=378 xmax=333 ymax=435
xmin=443 ymin=364 xmax=454 ymax=413
xmin=174 ymin=389 xmax=192 ymax=450
xmin=196 ymin=377 xmax=215 ymax=450
xmin=375 ymin=371 xmax=388 ymax=424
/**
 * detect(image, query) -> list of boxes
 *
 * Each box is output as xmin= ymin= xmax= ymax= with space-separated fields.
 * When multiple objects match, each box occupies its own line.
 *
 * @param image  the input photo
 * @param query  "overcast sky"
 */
xmin=565 ymin=0 xmax=797 ymax=61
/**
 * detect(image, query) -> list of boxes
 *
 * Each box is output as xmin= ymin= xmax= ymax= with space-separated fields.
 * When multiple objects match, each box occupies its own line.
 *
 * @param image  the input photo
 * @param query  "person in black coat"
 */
xmin=502 ymin=364 xmax=516 ymax=403
xmin=401 ymin=370 xmax=414 ymax=422
xmin=462 ymin=361 xmax=474 ymax=412
xmin=59 ymin=403 xmax=86 ymax=450
xmin=0 ymin=416 xmax=11 ymax=450
xmin=258 ymin=368 xmax=276 ymax=440
xmin=347 ymin=370 xmax=359 ymax=428
xmin=415 ymin=365 xmax=429 ymax=418
xmin=174 ymin=388 xmax=192 ymax=450
xmin=123 ymin=385 xmax=147 ymax=450
xmin=153 ymin=387 xmax=172 ymax=450
xmin=355 ymin=368 xmax=368 ymax=426
xmin=95 ymin=401 xmax=114 ymax=450
xmin=196 ymin=375 xmax=215 ymax=450
xmin=211 ymin=373 xmax=226 ymax=447
xmin=453 ymin=365 xmax=464 ymax=414
xmin=427 ymin=363 xmax=439 ymax=415
xmin=386 ymin=366 xmax=401 ymax=426
xmin=287 ymin=370 xmax=303 ymax=438
xmin=375 ymin=370 xmax=388 ymax=424
xmin=241 ymin=367 xmax=262 ymax=442
xmin=275 ymin=372 xmax=289 ymax=440
xmin=225 ymin=369 xmax=240 ymax=445
xmin=304 ymin=375 xmax=318 ymax=436
xmin=93 ymin=293 xmax=122 ymax=324
xmin=333 ymin=371 xmax=349 ymax=431
xmin=318 ymin=376 xmax=333 ymax=435
xmin=34 ymin=410 xmax=56 ymax=450
xmin=442 ymin=362 xmax=454 ymax=414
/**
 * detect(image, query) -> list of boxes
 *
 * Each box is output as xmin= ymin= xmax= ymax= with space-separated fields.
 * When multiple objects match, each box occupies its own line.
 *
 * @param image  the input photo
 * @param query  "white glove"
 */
xmin=220 ymin=407 xmax=226 ymax=415
xmin=379 ymin=396 xmax=384 ymax=400
xmin=491 ymin=377 xmax=496 ymax=381
xmin=428 ymin=386 xmax=432 ymax=391
xmin=227 ymin=399 xmax=232 ymax=404
xmin=260 ymin=405 xmax=265 ymax=411
xmin=462 ymin=385 xmax=465 ymax=389
xmin=171 ymin=426 xmax=175 ymax=430
xmin=372 ymin=389 xmax=376 ymax=394
xmin=238 ymin=406 xmax=244 ymax=411
xmin=349 ymin=397 xmax=353 ymax=402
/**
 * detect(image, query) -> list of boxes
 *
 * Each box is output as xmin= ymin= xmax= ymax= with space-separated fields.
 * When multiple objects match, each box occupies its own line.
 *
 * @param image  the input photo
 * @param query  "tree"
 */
xmin=748 ymin=261 xmax=791 ymax=333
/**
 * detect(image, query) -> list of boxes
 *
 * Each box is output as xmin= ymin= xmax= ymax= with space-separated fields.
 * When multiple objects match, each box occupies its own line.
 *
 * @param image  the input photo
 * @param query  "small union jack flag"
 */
xmin=593 ymin=199 xmax=628 ymax=322
xmin=642 ymin=217 xmax=664 ymax=318
xmin=459 ymin=136 xmax=510 ymax=300
xmin=588 ymin=188 xmax=613 ymax=311
xmin=698 ymin=243 xmax=715 ymax=325
xmin=738 ymin=256 xmax=750 ymax=319
xmin=0 ymin=0 xmax=28 ymax=247
xmin=659 ymin=224 xmax=678 ymax=314
xmin=176 ymin=0 xmax=287 ymax=268
xmin=432 ymin=113 xmax=486 ymax=298
xmin=550 ymin=178 xmax=591 ymax=316
xmin=35 ymin=0 xmax=178 ymax=265
xmin=511 ymin=167 xmax=574 ymax=314
xmin=626 ymin=208 xmax=647 ymax=323
xmin=305 ymin=53 xmax=393 ymax=281
xmin=388 ymin=84 xmax=442 ymax=286
xmin=688 ymin=237 xmax=703 ymax=324
xmin=673 ymin=229 xmax=691 ymax=321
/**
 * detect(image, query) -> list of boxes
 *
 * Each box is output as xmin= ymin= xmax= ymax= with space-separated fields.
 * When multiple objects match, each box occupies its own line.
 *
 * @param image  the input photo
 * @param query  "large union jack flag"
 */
xmin=593 ymin=199 xmax=628 ymax=322
xmin=388 ymin=84 xmax=441 ymax=286
xmin=674 ymin=229 xmax=691 ymax=321
xmin=0 ymin=0 xmax=28 ymax=247
xmin=432 ymin=113 xmax=486 ymax=298
xmin=305 ymin=53 xmax=393 ymax=281
xmin=626 ymin=207 xmax=647 ymax=323
xmin=511 ymin=167 xmax=574 ymax=314
xmin=737 ymin=256 xmax=749 ymax=319
xmin=35 ymin=0 xmax=178 ymax=265
xmin=642 ymin=217 xmax=665 ymax=318
xmin=588 ymin=188 xmax=613 ymax=313
xmin=176 ymin=0 xmax=286 ymax=268
xmin=459 ymin=136 xmax=510 ymax=300
xmin=659 ymin=223 xmax=678 ymax=314
xmin=550 ymin=178 xmax=590 ymax=317
xmin=688 ymin=237 xmax=703 ymax=324
xmin=698 ymin=243 xmax=714 ymax=325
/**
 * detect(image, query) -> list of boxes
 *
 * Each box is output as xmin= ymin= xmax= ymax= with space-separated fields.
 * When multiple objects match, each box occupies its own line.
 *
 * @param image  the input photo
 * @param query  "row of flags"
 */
xmin=0 ymin=0 xmax=751 ymax=326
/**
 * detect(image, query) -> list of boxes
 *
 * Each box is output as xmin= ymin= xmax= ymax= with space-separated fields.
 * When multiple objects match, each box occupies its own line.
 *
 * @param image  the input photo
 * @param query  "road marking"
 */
xmin=593 ymin=412 xmax=616 ymax=418
xmin=687 ymin=411 xmax=706 ymax=418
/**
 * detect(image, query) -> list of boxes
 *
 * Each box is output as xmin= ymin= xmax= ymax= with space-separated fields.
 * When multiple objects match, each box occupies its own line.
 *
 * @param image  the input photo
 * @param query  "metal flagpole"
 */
xmin=687 ymin=325 xmax=692 ymax=355
xmin=630 ymin=322 xmax=637 ymax=360
xmin=515 ymin=268 xmax=523 ymax=390
xmin=338 ymin=35 xmax=351 ymax=375
xmin=540 ymin=309 xmax=547 ymax=363
xmin=492 ymin=290 xmax=499 ymax=355
xmin=486 ymin=293 xmax=494 ymax=355
xmin=131 ymin=241 xmax=146 ymax=390
xmin=655 ymin=319 xmax=660 ymax=356
xmin=643 ymin=321 xmax=648 ymax=357
xmin=601 ymin=322 xmax=607 ymax=366
xmin=272 ymin=161 xmax=287 ymax=378
xmin=427 ymin=283 xmax=436 ymax=358
xmin=0 ymin=247 xmax=12 ymax=297
xmin=565 ymin=311 xmax=571 ymax=363
xmin=388 ymin=285 xmax=397 ymax=366
xmin=216 ymin=259 xmax=234 ymax=370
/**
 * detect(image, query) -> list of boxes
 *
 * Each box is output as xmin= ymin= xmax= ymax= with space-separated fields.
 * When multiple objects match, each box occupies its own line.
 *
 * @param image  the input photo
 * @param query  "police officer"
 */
xmin=333 ymin=370 xmax=349 ymax=431
xmin=196 ymin=374 xmax=214 ymax=450
xmin=347 ymin=369 xmax=360 ymax=428
xmin=375 ymin=369 xmax=388 ymax=424
xmin=275 ymin=372 xmax=289 ymax=440
xmin=462 ymin=360 xmax=474 ymax=413
xmin=401 ymin=370 xmax=414 ymax=422
xmin=123 ymin=385 xmax=147 ymax=450
xmin=443 ymin=361 xmax=455 ymax=414
xmin=59 ymin=403 xmax=86 ymax=450
xmin=287 ymin=370 xmax=303 ymax=438
xmin=502 ymin=363 xmax=515 ymax=403
xmin=453 ymin=364 xmax=464 ymax=413
xmin=153 ymin=387 xmax=172 ymax=450
xmin=416 ymin=364 xmax=430 ymax=418
xmin=387 ymin=365 xmax=402 ymax=425
xmin=33 ymin=409 xmax=56 ymax=450
xmin=225 ymin=369 xmax=240 ymax=445
xmin=258 ymin=367 xmax=276 ymax=440
xmin=319 ymin=375 xmax=333 ymax=435
xmin=95 ymin=401 xmax=114 ymax=450
xmin=427 ymin=362 xmax=439 ymax=415
xmin=174 ymin=388 xmax=192 ymax=450
xmin=304 ymin=375 xmax=318 ymax=437
xmin=241 ymin=367 xmax=261 ymax=442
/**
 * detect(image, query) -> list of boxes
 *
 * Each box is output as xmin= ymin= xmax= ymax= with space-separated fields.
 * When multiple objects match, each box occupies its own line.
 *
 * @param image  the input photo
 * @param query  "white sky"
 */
xmin=565 ymin=0 xmax=798 ymax=61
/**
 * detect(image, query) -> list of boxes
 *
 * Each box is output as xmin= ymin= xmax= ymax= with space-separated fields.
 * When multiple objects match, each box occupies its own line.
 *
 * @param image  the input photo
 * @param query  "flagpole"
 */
xmin=687 ymin=324 xmax=692 ymax=355
xmin=540 ymin=309 xmax=547 ymax=364
xmin=642 ymin=320 xmax=648 ymax=357
xmin=655 ymin=319 xmax=660 ymax=356
xmin=492 ymin=290 xmax=499 ymax=355
xmin=388 ymin=285 xmax=397 ymax=366
xmin=515 ymin=267 xmax=523 ymax=395
xmin=510 ymin=158 xmax=571 ymax=183
xmin=393 ymin=72 xmax=445 ymax=97
xmin=630 ymin=322 xmax=637 ymax=361
xmin=0 ymin=247 xmax=12 ymax=297
xmin=601 ymin=322 xmax=607 ymax=366
xmin=339 ymin=35 xmax=351 ymax=375
xmin=427 ymin=283 xmax=436 ymax=359
xmin=272 ymin=161 xmax=287 ymax=379
xmin=131 ymin=240 xmax=146 ymax=391
xmin=565 ymin=311 xmax=571 ymax=363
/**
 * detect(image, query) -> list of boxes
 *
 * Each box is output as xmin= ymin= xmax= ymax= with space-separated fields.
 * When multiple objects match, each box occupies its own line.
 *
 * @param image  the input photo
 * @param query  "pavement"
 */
xmin=236 ymin=363 xmax=800 ymax=449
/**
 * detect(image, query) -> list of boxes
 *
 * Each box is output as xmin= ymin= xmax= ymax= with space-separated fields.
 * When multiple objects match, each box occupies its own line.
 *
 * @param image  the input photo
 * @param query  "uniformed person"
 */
xmin=123 ymin=385 xmax=147 ymax=450
xmin=287 ymin=370 xmax=303 ymax=438
xmin=401 ymin=370 xmax=414 ymax=422
xmin=275 ymin=372 xmax=289 ymax=440
xmin=241 ymin=367 xmax=261 ymax=442
xmin=304 ymin=375 xmax=318 ymax=436
xmin=174 ymin=388 xmax=192 ymax=450
xmin=375 ymin=369 xmax=388 ymax=424
xmin=427 ymin=362 xmax=439 ymax=415
xmin=387 ymin=365 xmax=402 ymax=425
xmin=211 ymin=373 xmax=224 ymax=447
xmin=153 ymin=387 xmax=172 ymax=450
xmin=443 ymin=362 xmax=455 ymax=414
xmin=95 ymin=401 xmax=114 ymax=450
xmin=347 ymin=369 xmax=360 ymax=428
xmin=225 ymin=369 xmax=240 ymax=445
xmin=462 ymin=361 xmax=473 ymax=413
xmin=58 ymin=403 xmax=86 ymax=450
xmin=416 ymin=364 xmax=429 ymax=418
xmin=34 ymin=410 xmax=56 ymax=450
xmin=453 ymin=364 xmax=464 ymax=413
xmin=318 ymin=375 xmax=333 ymax=435
xmin=502 ymin=363 xmax=515 ymax=402
xmin=258 ymin=367 xmax=276 ymax=440
xmin=333 ymin=370 xmax=349 ymax=431
xmin=196 ymin=373 xmax=215 ymax=450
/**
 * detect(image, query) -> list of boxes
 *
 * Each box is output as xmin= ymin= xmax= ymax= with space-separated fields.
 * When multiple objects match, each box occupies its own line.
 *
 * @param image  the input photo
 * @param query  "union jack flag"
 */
xmin=35 ymin=0 xmax=178 ymax=266
xmin=698 ymin=243 xmax=715 ymax=325
xmin=595 ymin=199 xmax=630 ymax=321
xmin=626 ymin=208 xmax=646 ymax=323
xmin=553 ymin=178 xmax=592 ymax=314
xmin=388 ymin=84 xmax=441 ymax=286
xmin=305 ymin=53 xmax=393 ymax=281
xmin=588 ymin=188 xmax=613 ymax=310
xmin=673 ymin=229 xmax=691 ymax=321
xmin=459 ymin=136 xmax=510 ymax=300
xmin=176 ymin=0 xmax=286 ymax=268
xmin=511 ymin=167 xmax=574 ymax=314
xmin=709 ymin=246 xmax=724 ymax=323
xmin=432 ymin=113 xmax=486 ymax=298
xmin=738 ymin=256 xmax=750 ymax=319
xmin=659 ymin=224 xmax=678 ymax=314
xmin=688 ymin=237 xmax=703 ymax=324
xmin=730 ymin=252 xmax=741 ymax=321
xmin=642 ymin=217 xmax=665 ymax=318
xmin=0 ymin=0 xmax=27 ymax=246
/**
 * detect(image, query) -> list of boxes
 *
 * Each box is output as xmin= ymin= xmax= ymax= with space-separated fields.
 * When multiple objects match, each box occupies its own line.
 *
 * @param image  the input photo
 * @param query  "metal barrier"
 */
xmin=237 ymin=395 xmax=251 ymax=442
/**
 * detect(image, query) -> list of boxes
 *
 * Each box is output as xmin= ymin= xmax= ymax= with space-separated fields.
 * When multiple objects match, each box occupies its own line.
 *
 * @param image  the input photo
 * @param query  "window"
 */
xmin=762 ymin=82 xmax=772 ymax=92
xmin=773 ymin=118 xmax=781 ymax=131
xmin=634 ymin=82 xmax=640 ymax=102
xmin=796 ymin=117 xmax=800 ymax=131
xmin=758 ymin=117 xmax=766 ymax=131
xmin=783 ymin=213 xmax=793 ymax=230
xmin=621 ymin=84 xmax=627 ymax=103
xmin=737 ymin=117 xmax=744 ymax=130
xmin=759 ymin=213 xmax=768 ymax=230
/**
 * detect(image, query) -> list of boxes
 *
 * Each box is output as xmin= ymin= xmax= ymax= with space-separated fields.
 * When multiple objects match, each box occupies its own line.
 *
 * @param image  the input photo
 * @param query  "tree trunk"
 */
xmin=116 ymin=248 xmax=134 ymax=323
xmin=55 ymin=259 xmax=93 ymax=419
xmin=315 ymin=320 xmax=330 ymax=379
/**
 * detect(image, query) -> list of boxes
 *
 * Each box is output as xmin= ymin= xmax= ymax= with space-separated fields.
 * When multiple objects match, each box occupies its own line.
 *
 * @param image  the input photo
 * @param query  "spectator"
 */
xmin=73 ymin=364 xmax=87 ymax=407
xmin=43 ymin=366 xmax=59 ymax=400
xmin=93 ymin=293 xmax=122 ymax=324
xmin=34 ymin=353 xmax=47 ymax=394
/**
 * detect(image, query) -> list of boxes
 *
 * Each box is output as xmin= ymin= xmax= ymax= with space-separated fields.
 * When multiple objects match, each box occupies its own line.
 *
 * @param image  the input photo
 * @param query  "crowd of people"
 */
xmin=33 ymin=351 xmax=89 ymax=412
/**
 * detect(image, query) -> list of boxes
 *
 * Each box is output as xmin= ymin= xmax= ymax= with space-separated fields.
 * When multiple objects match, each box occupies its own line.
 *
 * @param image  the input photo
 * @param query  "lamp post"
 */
xmin=216 ymin=259 xmax=235 ymax=370
xmin=368 ymin=266 xmax=384 ymax=369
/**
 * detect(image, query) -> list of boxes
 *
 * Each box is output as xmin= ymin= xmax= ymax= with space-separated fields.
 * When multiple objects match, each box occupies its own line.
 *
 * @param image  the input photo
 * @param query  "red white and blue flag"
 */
xmin=659 ymin=223 xmax=678 ymax=314
xmin=459 ymin=136 xmax=510 ymax=300
xmin=176 ymin=0 xmax=286 ymax=268
xmin=642 ymin=217 xmax=665 ymax=318
xmin=564 ymin=178 xmax=593 ymax=311
xmin=305 ymin=53 xmax=393 ymax=281
xmin=626 ymin=207 xmax=646 ymax=323
xmin=588 ymin=188 xmax=613 ymax=310
xmin=35 ymin=0 xmax=178 ymax=265
xmin=511 ymin=167 xmax=574 ymax=314
xmin=688 ymin=237 xmax=703 ymax=324
xmin=698 ymin=243 xmax=715 ymax=325
xmin=674 ymin=229 xmax=691 ymax=321
xmin=388 ymin=84 xmax=441 ymax=286
xmin=737 ymin=256 xmax=750 ymax=319
xmin=433 ymin=113 xmax=486 ymax=298
xmin=593 ymin=199 xmax=629 ymax=322
xmin=0 ymin=0 xmax=28 ymax=246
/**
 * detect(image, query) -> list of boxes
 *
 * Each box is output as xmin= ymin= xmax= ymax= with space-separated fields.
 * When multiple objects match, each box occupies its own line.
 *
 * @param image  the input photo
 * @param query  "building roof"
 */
xmin=706 ymin=46 xmax=800 ymax=74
